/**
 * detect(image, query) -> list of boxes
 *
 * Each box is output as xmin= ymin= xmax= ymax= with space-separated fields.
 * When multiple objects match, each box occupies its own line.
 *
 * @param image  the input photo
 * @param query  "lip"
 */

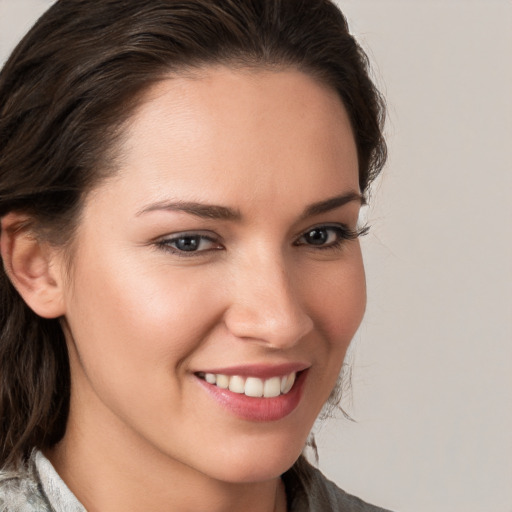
xmin=195 ymin=368 xmax=309 ymax=422
xmin=194 ymin=362 xmax=309 ymax=380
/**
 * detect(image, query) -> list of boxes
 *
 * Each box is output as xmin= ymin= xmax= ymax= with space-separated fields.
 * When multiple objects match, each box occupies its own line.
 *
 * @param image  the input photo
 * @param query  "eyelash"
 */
xmin=154 ymin=224 xmax=369 ymax=257
xmin=293 ymin=224 xmax=369 ymax=250
xmin=154 ymin=232 xmax=221 ymax=257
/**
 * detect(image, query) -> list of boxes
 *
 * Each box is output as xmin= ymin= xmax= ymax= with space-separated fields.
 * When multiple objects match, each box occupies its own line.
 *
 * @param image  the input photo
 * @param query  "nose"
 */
xmin=223 ymin=253 xmax=314 ymax=349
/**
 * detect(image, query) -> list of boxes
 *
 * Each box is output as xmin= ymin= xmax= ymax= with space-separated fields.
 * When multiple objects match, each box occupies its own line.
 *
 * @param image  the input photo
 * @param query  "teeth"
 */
xmin=244 ymin=377 xmax=263 ymax=397
xmin=263 ymin=377 xmax=282 ymax=398
xmin=205 ymin=373 xmax=216 ymax=384
xmin=201 ymin=372 xmax=298 ymax=397
xmin=216 ymin=374 xmax=229 ymax=389
xmin=281 ymin=373 xmax=296 ymax=394
xmin=228 ymin=375 xmax=245 ymax=394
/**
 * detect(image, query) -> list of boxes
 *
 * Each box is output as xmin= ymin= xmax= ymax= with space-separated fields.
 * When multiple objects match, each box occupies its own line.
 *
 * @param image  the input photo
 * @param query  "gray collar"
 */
xmin=34 ymin=451 xmax=86 ymax=512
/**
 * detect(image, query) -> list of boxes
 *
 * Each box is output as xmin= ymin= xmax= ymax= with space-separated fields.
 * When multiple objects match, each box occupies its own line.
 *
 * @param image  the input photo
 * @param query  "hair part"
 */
xmin=0 ymin=0 xmax=386 ymax=467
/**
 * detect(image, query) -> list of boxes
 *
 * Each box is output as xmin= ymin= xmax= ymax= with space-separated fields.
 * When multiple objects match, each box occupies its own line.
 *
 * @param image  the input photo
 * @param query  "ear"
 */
xmin=1 ymin=212 xmax=66 ymax=319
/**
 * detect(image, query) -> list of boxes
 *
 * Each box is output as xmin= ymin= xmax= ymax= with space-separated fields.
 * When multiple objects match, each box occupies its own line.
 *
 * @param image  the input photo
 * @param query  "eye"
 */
xmin=301 ymin=227 xmax=339 ymax=246
xmin=156 ymin=233 xmax=222 ymax=255
xmin=295 ymin=224 xmax=362 ymax=250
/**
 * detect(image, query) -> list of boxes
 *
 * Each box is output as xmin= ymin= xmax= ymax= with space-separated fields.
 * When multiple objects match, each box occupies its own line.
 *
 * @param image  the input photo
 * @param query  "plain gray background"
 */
xmin=1 ymin=1 xmax=511 ymax=511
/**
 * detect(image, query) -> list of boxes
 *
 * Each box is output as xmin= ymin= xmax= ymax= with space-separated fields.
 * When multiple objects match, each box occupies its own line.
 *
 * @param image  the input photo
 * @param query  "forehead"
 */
xmin=92 ymin=66 xmax=359 ymax=216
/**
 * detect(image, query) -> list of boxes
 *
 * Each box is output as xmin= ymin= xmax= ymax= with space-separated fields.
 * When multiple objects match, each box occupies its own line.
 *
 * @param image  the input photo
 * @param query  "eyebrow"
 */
xmin=300 ymin=191 xmax=365 ymax=220
xmin=136 ymin=200 xmax=242 ymax=220
xmin=136 ymin=192 xmax=363 ymax=221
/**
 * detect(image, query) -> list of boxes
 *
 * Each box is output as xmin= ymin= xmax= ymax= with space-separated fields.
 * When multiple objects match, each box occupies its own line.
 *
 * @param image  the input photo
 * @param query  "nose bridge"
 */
xmin=224 ymin=248 xmax=314 ymax=347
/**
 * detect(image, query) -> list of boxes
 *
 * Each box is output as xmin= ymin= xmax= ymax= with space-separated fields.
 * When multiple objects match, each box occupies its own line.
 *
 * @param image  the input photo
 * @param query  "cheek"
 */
xmin=299 ymin=246 xmax=366 ymax=409
xmin=304 ymin=249 xmax=366 ymax=350
xmin=63 ymin=251 xmax=225 ymax=387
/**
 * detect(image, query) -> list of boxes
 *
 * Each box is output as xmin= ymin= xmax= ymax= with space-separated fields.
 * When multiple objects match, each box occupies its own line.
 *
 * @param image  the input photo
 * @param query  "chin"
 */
xmin=193 ymin=433 xmax=306 ymax=484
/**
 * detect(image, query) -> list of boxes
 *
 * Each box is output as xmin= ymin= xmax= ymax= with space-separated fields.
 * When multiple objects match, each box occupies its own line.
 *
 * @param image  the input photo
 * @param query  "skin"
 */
xmin=40 ymin=67 xmax=366 ymax=512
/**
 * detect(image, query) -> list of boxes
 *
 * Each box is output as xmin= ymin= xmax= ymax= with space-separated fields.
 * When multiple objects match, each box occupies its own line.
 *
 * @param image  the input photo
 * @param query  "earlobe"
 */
xmin=1 ymin=213 xmax=66 ymax=319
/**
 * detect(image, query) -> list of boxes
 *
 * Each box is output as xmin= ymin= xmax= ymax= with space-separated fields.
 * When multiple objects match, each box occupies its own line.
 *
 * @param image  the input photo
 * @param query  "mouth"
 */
xmin=194 ymin=367 xmax=308 ymax=421
xmin=195 ymin=371 xmax=299 ymax=398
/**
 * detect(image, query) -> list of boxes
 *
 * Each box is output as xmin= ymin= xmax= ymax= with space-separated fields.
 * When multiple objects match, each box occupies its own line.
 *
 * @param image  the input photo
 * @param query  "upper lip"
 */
xmin=194 ymin=362 xmax=310 ymax=379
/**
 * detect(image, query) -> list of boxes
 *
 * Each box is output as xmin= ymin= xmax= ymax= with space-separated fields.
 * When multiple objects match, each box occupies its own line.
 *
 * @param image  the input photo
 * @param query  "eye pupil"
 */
xmin=305 ymin=228 xmax=328 ymax=245
xmin=176 ymin=236 xmax=200 ymax=251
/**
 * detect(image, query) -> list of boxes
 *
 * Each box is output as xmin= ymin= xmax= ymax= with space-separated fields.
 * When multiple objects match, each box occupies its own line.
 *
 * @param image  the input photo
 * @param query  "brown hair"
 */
xmin=0 ymin=0 xmax=386 ymax=468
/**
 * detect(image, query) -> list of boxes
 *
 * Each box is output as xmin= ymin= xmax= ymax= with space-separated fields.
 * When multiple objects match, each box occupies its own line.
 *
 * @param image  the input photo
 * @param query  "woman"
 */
xmin=0 ymin=0 xmax=388 ymax=510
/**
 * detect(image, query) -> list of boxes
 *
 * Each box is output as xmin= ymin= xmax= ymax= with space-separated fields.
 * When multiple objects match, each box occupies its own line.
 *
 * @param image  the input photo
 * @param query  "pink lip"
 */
xmin=195 ymin=362 xmax=309 ymax=379
xmin=195 ymin=368 xmax=308 ymax=422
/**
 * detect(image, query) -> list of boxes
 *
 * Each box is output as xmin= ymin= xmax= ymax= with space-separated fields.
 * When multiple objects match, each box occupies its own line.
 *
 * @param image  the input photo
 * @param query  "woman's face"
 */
xmin=58 ymin=67 xmax=365 ymax=483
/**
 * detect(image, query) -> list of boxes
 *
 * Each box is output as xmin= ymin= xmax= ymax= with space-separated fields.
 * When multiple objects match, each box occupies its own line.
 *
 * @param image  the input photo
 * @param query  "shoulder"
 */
xmin=284 ymin=457 xmax=395 ymax=512
xmin=0 ymin=459 xmax=52 ymax=512
xmin=306 ymin=464 xmax=394 ymax=512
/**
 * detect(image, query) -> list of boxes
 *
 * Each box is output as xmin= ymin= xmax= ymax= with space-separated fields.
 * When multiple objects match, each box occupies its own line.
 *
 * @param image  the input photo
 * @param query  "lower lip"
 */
xmin=195 ymin=371 xmax=308 ymax=422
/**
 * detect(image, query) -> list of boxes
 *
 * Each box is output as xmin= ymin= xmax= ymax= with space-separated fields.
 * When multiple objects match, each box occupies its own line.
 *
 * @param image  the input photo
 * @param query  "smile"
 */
xmin=194 ymin=364 xmax=309 ymax=421
xmin=196 ymin=372 xmax=297 ymax=398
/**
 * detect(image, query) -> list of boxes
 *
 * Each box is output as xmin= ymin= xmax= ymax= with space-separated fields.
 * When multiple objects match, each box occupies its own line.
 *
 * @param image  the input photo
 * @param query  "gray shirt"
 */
xmin=0 ymin=451 xmax=393 ymax=512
